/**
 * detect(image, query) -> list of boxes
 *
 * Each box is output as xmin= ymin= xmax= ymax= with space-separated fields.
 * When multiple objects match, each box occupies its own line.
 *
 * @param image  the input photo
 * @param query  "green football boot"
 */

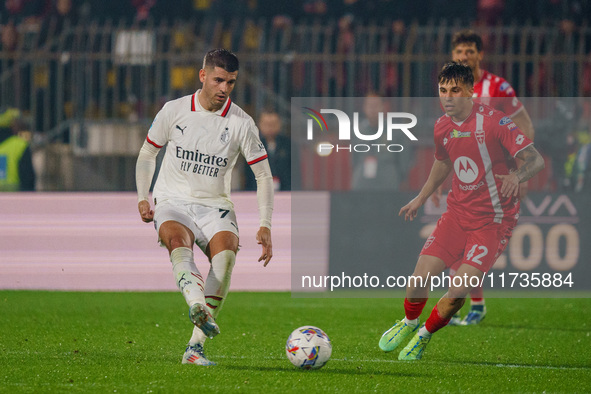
xmin=379 ymin=320 xmax=419 ymax=352
xmin=398 ymin=331 xmax=431 ymax=361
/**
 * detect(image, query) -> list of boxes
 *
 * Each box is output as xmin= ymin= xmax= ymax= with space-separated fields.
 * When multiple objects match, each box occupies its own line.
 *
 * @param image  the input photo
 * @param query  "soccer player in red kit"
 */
xmin=378 ymin=62 xmax=544 ymax=360
xmin=451 ymin=30 xmax=535 ymax=141
xmin=443 ymin=30 xmax=536 ymax=325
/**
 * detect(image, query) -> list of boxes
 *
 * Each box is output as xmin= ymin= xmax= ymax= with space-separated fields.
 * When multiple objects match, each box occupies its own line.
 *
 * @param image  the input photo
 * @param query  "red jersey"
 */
xmin=434 ymin=103 xmax=533 ymax=228
xmin=473 ymin=70 xmax=523 ymax=117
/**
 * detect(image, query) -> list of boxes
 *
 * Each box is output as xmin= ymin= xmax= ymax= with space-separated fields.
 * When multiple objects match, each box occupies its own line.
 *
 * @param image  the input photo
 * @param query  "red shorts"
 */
xmin=420 ymin=212 xmax=515 ymax=273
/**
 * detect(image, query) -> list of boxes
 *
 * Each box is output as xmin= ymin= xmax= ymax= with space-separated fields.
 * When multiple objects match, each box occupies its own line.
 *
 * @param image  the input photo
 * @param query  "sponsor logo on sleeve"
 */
xmin=507 ymin=122 xmax=518 ymax=131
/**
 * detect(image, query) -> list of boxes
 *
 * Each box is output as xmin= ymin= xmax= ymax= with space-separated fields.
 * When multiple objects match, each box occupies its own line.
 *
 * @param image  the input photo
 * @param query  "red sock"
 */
xmin=470 ymin=284 xmax=484 ymax=302
xmin=404 ymin=298 xmax=427 ymax=321
xmin=425 ymin=304 xmax=451 ymax=334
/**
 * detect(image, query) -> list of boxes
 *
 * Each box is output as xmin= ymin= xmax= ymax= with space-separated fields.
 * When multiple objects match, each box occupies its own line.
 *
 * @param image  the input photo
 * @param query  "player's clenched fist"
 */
xmin=138 ymin=200 xmax=154 ymax=223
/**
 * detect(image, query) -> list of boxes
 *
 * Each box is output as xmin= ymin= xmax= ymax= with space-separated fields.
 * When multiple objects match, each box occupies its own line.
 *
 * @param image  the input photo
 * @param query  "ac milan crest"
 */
xmin=220 ymin=128 xmax=230 ymax=144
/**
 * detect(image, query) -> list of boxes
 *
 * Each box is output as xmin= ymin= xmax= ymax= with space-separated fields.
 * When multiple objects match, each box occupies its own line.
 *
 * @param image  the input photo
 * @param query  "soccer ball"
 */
xmin=285 ymin=326 xmax=332 ymax=370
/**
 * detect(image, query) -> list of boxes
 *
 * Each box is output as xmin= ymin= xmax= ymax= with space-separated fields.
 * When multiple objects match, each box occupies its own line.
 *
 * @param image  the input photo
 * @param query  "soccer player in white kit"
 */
xmin=135 ymin=49 xmax=274 ymax=366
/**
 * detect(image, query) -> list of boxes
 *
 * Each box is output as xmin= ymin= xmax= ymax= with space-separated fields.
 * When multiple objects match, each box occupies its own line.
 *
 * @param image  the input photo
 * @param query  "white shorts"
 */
xmin=154 ymin=200 xmax=239 ymax=253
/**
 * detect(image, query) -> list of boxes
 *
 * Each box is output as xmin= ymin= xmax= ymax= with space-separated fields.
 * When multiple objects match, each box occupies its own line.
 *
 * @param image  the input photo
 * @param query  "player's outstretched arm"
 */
xmin=400 ymin=158 xmax=452 ymax=221
xmin=495 ymin=144 xmax=544 ymax=198
xmin=250 ymin=159 xmax=274 ymax=266
xmin=136 ymin=140 xmax=160 ymax=223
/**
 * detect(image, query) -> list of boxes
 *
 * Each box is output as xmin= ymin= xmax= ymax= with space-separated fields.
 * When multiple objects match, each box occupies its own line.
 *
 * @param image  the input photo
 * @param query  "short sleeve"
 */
xmin=491 ymin=80 xmax=523 ymax=117
xmin=241 ymin=118 xmax=268 ymax=165
xmin=495 ymin=115 xmax=533 ymax=157
xmin=434 ymin=127 xmax=449 ymax=161
xmin=146 ymin=103 xmax=170 ymax=148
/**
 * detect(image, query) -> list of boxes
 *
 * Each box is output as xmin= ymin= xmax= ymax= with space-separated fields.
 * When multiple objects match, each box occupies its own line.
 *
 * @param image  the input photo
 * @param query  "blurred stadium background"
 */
xmin=1 ymin=4 xmax=590 ymax=390
xmin=1 ymin=1 xmax=590 ymax=292
xmin=0 ymin=0 xmax=590 ymax=192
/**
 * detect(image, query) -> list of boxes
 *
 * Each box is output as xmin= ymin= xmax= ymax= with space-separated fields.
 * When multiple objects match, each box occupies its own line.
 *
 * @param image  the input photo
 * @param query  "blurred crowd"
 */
xmin=0 ymin=0 xmax=589 ymax=29
xmin=0 ymin=0 xmax=590 ymax=193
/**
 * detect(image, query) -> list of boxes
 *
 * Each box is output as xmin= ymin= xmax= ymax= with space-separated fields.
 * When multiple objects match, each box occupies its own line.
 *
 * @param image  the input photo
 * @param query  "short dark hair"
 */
xmin=203 ymin=48 xmax=239 ymax=72
xmin=451 ymin=30 xmax=483 ymax=52
xmin=438 ymin=62 xmax=474 ymax=87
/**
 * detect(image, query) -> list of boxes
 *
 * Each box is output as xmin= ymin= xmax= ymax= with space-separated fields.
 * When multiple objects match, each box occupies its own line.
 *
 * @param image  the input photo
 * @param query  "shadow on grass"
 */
xmin=435 ymin=359 xmax=591 ymax=370
xmin=476 ymin=324 xmax=591 ymax=333
xmin=219 ymin=363 xmax=429 ymax=378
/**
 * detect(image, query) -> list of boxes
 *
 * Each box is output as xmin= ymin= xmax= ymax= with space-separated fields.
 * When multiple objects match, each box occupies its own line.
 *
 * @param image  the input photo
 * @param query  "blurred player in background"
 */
xmin=244 ymin=109 xmax=291 ymax=191
xmin=350 ymin=93 xmax=413 ymax=191
xmin=379 ymin=62 xmax=544 ymax=360
xmin=0 ymin=108 xmax=35 ymax=192
xmin=135 ymin=49 xmax=274 ymax=366
xmin=450 ymin=30 xmax=535 ymax=142
xmin=441 ymin=30 xmax=536 ymax=325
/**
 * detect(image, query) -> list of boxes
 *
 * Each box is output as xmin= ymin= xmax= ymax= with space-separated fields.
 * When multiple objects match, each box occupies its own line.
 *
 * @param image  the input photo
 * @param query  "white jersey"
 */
xmin=146 ymin=90 xmax=268 ymax=209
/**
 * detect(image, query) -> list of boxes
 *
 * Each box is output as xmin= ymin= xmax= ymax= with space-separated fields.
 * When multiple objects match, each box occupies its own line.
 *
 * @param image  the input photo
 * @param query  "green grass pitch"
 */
xmin=1 ymin=291 xmax=590 ymax=392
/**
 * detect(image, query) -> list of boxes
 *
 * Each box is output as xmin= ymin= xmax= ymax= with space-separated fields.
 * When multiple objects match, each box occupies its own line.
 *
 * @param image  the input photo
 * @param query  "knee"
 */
xmin=407 ymin=272 xmax=430 ymax=292
xmin=159 ymin=222 xmax=194 ymax=252
xmin=169 ymin=237 xmax=192 ymax=252
xmin=447 ymin=285 xmax=471 ymax=300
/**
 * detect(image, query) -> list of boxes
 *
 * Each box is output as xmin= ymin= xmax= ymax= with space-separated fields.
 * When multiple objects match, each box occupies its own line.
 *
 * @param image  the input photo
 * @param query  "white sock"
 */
xmin=188 ymin=250 xmax=236 ymax=346
xmin=204 ymin=250 xmax=236 ymax=319
xmin=189 ymin=325 xmax=208 ymax=346
xmin=418 ymin=325 xmax=432 ymax=338
xmin=404 ymin=317 xmax=419 ymax=327
xmin=170 ymin=247 xmax=205 ymax=307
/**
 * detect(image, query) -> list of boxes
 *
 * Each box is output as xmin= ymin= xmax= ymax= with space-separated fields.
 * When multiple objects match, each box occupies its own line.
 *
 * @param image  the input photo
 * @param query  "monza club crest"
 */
xmin=423 ymin=236 xmax=435 ymax=250
xmin=475 ymin=129 xmax=485 ymax=144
